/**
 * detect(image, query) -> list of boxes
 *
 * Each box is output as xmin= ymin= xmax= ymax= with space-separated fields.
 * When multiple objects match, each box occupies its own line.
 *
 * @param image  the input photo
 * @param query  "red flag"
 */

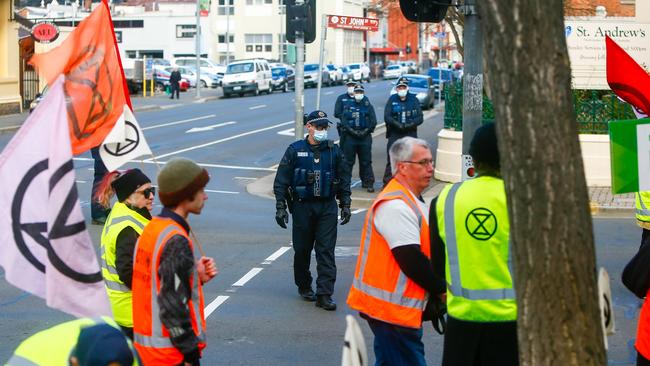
xmin=606 ymin=36 xmax=650 ymax=116
xmin=30 ymin=2 xmax=127 ymax=155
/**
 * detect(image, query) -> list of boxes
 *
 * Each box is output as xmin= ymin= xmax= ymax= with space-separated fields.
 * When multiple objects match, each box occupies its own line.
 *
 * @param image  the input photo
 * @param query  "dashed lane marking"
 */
xmin=205 ymin=189 xmax=239 ymax=195
xmin=142 ymin=114 xmax=216 ymax=130
xmin=351 ymin=209 xmax=367 ymax=215
xmin=204 ymin=296 xmax=229 ymax=318
xmin=232 ymin=268 xmax=264 ymax=287
xmin=262 ymin=246 xmax=291 ymax=264
xmin=249 ymin=104 xmax=267 ymax=110
xmin=73 ymin=157 xmax=277 ymax=172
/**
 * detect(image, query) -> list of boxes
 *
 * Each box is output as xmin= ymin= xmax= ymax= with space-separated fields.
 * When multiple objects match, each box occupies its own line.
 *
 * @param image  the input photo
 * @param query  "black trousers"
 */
xmin=291 ymin=199 xmax=338 ymax=295
xmin=170 ymin=83 xmax=180 ymax=99
xmin=639 ymin=352 xmax=650 ymax=366
xmin=90 ymin=147 xmax=109 ymax=220
xmin=442 ymin=316 xmax=519 ymax=366
xmin=383 ymin=132 xmax=417 ymax=185
xmin=341 ymin=133 xmax=374 ymax=187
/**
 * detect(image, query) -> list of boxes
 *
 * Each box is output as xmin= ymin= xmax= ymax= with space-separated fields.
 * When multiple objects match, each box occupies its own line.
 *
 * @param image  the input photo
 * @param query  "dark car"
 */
xmin=390 ymin=74 xmax=435 ymax=110
xmin=428 ymin=67 xmax=455 ymax=98
xmin=271 ymin=66 xmax=295 ymax=92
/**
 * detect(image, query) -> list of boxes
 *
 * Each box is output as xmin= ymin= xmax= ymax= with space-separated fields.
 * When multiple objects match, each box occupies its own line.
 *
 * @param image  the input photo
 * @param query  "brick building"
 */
xmin=564 ymin=0 xmax=635 ymax=16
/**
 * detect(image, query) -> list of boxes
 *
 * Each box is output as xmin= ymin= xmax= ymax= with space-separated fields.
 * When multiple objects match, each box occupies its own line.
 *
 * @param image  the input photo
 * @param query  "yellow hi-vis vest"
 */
xmin=636 ymin=192 xmax=650 ymax=223
xmin=436 ymin=176 xmax=517 ymax=322
xmin=100 ymin=201 xmax=150 ymax=328
xmin=6 ymin=317 xmax=140 ymax=366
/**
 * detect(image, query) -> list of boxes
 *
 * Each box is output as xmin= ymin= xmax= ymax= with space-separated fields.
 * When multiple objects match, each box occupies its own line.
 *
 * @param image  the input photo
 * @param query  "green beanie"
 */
xmin=157 ymin=158 xmax=210 ymax=207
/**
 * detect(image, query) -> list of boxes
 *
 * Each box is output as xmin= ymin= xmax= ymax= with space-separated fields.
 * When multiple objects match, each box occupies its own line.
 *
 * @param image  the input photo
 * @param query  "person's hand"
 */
xmin=275 ymin=208 xmax=289 ymax=229
xmin=197 ymin=256 xmax=218 ymax=284
xmin=340 ymin=206 xmax=351 ymax=225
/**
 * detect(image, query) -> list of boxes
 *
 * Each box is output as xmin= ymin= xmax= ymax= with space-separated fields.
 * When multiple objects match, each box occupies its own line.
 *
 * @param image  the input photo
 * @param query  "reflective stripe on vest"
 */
xmin=637 ymin=192 xmax=650 ymax=221
xmin=443 ymin=182 xmax=515 ymax=301
xmin=6 ymin=354 xmax=38 ymax=366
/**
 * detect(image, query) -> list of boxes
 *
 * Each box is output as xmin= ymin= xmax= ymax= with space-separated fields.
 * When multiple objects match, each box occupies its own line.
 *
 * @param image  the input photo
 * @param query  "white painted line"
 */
xmin=234 ymin=177 xmax=257 ymax=180
xmin=73 ymin=158 xmax=277 ymax=172
xmin=204 ymin=295 xmax=229 ymax=318
xmin=186 ymin=121 xmax=236 ymax=133
xmin=149 ymin=120 xmax=295 ymax=160
xmin=264 ymin=247 xmax=291 ymax=263
xmin=159 ymin=104 xmax=184 ymax=110
xmin=205 ymin=189 xmax=239 ymax=195
xmin=351 ymin=209 xmax=367 ymax=215
xmin=324 ymin=91 xmax=334 ymax=95
xmin=76 ymin=180 xmax=87 ymax=183
xmin=232 ymin=268 xmax=263 ymax=287
xmin=277 ymin=127 xmax=294 ymax=136
xmin=249 ymin=104 xmax=267 ymax=110
xmin=350 ymin=179 xmax=362 ymax=188
xmin=142 ymin=114 xmax=216 ymax=130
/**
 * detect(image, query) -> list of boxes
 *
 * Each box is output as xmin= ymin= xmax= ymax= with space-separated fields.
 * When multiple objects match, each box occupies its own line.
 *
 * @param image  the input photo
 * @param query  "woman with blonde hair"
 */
xmin=95 ymin=168 xmax=154 ymax=340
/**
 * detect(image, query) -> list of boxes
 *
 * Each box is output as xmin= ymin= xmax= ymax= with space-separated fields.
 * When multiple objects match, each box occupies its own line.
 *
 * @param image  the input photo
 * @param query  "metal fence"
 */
xmin=443 ymin=82 xmax=636 ymax=134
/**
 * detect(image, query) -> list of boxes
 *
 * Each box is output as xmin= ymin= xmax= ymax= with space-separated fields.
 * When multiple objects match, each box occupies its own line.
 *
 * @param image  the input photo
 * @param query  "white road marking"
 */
xmin=185 ymin=121 xmax=236 ymax=133
xmin=249 ymin=104 xmax=267 ymax=110
xmin=205 ymin=189 xmax=239 ymax=195
xmin=142 ymin=114 xmax=216 ymax=130
xmin=149 ymin=120 xmax=295 ymax=160
xmin=351 ymin=209 xmax=367 ymax=215
xmin=232 ymin=268 xmax=263 ymax=287
xmin=234 ymin=177 xmax=257 ymax=180
xmin=72 ymin=158 xmax=277 ymax=172
xmin=277 ymin=128 xmax=294 ymax=136
xmin=324 ymin=91 xmax=334 ymax=95
xmin=350 ymin=179 xmax=362 ymax=188
xmin=262 ymin=247 xmax=291 ymax=264
xmin=204 ymin=295 xmax=230 ymax=318
xmin=76 ymin=180 xmax=87 ymax=184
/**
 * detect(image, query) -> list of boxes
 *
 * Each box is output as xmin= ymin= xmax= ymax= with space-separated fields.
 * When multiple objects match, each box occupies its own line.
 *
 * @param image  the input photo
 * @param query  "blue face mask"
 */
xmin=313 ymin=129 xmax=328 ymax=142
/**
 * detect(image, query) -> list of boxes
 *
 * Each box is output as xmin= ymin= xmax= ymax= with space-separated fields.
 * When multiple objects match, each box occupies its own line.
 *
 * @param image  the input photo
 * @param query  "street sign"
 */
xmin=327 ymin=15 xmax=379 ymax=32
xmin=609 ymin=118 xmax=650 ymax=194
xmin=461 ymin=154 xmax=475 ymax=181
xmin=31 ymin=22 xmax=59 ymax=44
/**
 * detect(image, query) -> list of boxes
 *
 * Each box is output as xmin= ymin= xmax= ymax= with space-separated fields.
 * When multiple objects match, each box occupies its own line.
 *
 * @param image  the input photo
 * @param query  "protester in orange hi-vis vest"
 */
xmin=347 ymin=136 xmax=446 ymax=366
xmin=132 ymin=158 xmax=218 ymax=366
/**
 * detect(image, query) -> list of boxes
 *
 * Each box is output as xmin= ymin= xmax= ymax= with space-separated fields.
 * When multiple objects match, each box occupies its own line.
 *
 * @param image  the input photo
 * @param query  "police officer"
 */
xmin=334 ymin=81 xmax=358 ymax=138
xmin=383 ymin=78 xmax=424 ymax=186
xmin=273 ymin=110 xmax=352 ymax=311
xmin=339 ymin=84 xmax=377 ymax=193
xmin=429 ymin=123 xmax=518 ymax=366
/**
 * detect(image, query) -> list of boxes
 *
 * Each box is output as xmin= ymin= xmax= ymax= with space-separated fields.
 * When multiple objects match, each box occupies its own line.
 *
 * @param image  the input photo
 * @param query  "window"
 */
xmin=218 ymin=0 xmax=234 ymax=15
xmin=245 ymin=34 xmax=273 ymax=53
xmin=246 ymin=0 xmax=273 ymax=4
xmin=176 ymin=24 xmax=196 ymax=38
xmin=115 ymin=31 xmax=122 ymax=43
xmin=218 ymin=34 xmax=234 ymax=43
xmin=278 ymin=33 xmax=288 ymax=61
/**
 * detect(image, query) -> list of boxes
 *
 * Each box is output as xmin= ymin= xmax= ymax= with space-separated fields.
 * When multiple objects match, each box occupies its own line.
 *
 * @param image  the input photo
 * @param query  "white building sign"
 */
xmin=565 ymin=20 xmax=650 ymax=89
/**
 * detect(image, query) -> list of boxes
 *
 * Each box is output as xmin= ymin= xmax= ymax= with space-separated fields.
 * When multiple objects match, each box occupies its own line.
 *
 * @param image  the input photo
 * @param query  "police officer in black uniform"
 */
xmin=273 ymin=110 xmax=352 ymax=311
xmin=339 ymin=84 xmax=377 ymax=192
xmin=334 ymin=81 xmax=358 ymax=123
xmin=383 ymin=78 xmax=424 ymax=186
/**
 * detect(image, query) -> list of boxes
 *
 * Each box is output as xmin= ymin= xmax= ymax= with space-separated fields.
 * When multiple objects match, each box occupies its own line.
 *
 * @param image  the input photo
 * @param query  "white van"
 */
xmin=221 ymin=59 xmax=272 ymax=97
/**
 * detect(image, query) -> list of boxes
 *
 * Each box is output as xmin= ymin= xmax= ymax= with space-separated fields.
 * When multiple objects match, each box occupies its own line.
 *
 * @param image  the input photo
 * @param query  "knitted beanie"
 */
xmin=111 ymin=169 xmax=150 ymax=202
xmin=157 ymin=158 xmax=210 ymax=207
xmin=469 ymin=122 xmax=500 ymax=170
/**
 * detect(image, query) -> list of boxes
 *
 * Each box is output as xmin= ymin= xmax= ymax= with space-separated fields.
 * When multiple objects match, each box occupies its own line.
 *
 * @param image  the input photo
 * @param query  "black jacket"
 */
xmin=170 ymin=70 xmax=182 ymax=85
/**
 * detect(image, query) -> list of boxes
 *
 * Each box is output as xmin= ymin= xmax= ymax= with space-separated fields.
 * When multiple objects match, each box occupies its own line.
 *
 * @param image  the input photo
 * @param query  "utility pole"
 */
xmin=460 ymin=0 xmax=482 ymax=177
xmin=315 ymin=14 xmax=327 ymax=110
xmin=293 ymin=0 xmax=306 ymax=140
xmin=195 ymin=0 xmax=202 ymax=98
xmin=226 ymin=0 xmax=231 ymax=65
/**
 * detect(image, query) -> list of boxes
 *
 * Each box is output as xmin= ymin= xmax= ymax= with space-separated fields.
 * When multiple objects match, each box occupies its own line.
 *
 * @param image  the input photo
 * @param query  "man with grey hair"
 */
xmin=348 ymin=136 xmax=445 ymax=365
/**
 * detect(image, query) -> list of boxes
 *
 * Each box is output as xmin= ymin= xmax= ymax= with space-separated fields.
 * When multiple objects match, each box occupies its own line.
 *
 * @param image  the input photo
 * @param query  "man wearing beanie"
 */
xmin=429 ymin=123 xmax=519 ymax=366
xmin=132 ymin=158 xmax=218 ymax=366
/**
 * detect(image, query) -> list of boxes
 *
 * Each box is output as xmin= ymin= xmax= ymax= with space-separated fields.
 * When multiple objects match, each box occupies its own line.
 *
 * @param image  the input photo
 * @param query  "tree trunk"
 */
xmin=476 ymin=2 xmax=606 ymax=365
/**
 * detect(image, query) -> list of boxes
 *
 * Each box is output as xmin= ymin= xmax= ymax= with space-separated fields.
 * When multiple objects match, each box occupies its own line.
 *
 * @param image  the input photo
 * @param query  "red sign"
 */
xmin=327 ymin=15 xmax=379 ymax=32
xmin=31 ymin=22 xmax=60 ymax=44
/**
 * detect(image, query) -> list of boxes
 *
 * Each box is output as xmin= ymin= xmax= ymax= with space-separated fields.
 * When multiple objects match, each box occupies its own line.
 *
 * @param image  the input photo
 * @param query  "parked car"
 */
xmin=304 ymin=63 xmax=331 ymax=87
xmin=172 ymin=57 xmax=226 ymax=88
xmin=222 ymin=58 xmax=273 ymax=97
xmin=153 ymin=68 xmax=189 ymax=93
xmin=346 ymin=62 xmax=371 ymax=82
xmin=339 ymin=66 xmax=352 ymax=83
xmin=383 ymin=64 xmax=403 ymax=79
xmin=271 ymin=66 xmax=295 ymax=92
xmin=428 ymin=67 xmax=455 ymax=98
xmin=389 ymin=74 xmax=435 ymax=110
xmin=184 ymin=66 xmax=221 ymax=88
xmin=325 ymin=64 xmax=343 ymax=85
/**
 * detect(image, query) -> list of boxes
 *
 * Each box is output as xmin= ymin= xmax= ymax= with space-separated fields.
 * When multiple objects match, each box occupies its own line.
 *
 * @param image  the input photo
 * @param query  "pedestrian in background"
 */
xmin=339 ymin=84 xmax=377 ymax=193
xmin=7 ymin=317 xmax=139 ymax=366
xmin=348 ymin=137 xmax=443 ymax=366
xmin=132 ymin=158 xmax=218 ymax=366
xmin=170 ymin=67 xmax=182 ymax=100
xmin=382 ymin=79 xmax=424 ymax=187
xmin=91 ymin=146 xmax=110 ymax=224
xmin=273 ymin=110 xmax=352 ymax=311
xmin=430 ymin=123 xmax=518 ymax=366
xmin=95 ymin=168 xmax=154 ymax=340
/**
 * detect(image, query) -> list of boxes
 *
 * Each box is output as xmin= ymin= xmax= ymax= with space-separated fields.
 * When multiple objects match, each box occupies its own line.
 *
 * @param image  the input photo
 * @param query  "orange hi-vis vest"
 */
xmin=637 ymin=289 xmax=650 ymax=360
xmin=347 ymin=178 xmax=431 ymax=329
xmin=132 ymin=217 xmax=206 ymax=365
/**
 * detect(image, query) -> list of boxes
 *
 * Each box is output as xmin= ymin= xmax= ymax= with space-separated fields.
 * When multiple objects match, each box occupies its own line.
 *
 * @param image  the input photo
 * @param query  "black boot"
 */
xmin=315 ymin=295 xmax=337 ymax=311
xmin=298 ymin=287 xmax=316 ymax=302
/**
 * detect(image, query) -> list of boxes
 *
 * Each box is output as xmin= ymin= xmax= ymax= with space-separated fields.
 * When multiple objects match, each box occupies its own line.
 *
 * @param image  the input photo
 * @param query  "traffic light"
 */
xmin=399 ymin=0 xmax=451 ymax=23
xmin=285 ymin=0 xmax=316 ymax=44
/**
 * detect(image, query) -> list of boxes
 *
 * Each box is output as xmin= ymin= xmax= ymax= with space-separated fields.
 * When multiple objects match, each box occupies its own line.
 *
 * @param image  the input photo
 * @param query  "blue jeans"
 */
xmin=366 ymin=316 xmax=426 ymax=366
xmin=90 ymin=147 xmax=109 ymax=220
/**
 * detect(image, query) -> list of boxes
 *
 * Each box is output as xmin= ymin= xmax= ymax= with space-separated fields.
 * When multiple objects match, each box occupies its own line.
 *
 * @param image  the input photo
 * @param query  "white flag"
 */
xmin=0 ymin=77 xmax=111 ymax=318
xmin=99 ymin=106 xmax=152 ymax=171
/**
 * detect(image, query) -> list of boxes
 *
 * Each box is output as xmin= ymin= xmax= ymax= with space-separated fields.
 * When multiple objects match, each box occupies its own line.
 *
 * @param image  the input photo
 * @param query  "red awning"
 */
xmin=370 ymin=47 xmax=400 ymax=54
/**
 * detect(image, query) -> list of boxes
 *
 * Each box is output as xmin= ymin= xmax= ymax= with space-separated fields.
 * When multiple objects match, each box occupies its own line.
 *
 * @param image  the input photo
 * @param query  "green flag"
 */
xmin=610 ymin=118 xmax=650 ymax=194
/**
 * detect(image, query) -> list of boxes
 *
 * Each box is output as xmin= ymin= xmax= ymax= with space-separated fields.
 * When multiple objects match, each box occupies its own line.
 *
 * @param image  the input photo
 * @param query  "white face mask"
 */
xmin=354 ymin=94 xmax=364 ymax=102
xmin=347 ymin=87 xmax=355 ymax=94
xmin=397 ymin=89 xmax=408 ymax=98
xmin=313 ymin=129 xmax=328 ymax=142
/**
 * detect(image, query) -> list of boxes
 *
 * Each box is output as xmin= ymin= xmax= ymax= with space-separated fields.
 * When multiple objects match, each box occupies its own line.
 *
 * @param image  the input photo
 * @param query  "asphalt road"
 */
xmin=0 ymin=81 xmax=643 ymax=365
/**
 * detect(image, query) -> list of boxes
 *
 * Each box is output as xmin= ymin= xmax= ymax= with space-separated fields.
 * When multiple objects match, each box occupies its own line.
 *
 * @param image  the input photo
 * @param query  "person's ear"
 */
xmin=69 ymin=356 xmax=79 ymax=366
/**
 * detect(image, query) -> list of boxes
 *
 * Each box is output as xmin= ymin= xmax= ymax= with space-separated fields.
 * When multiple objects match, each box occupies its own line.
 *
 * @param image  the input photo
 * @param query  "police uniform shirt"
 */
xmin=374 ymin=191 xmax=429 ymax=249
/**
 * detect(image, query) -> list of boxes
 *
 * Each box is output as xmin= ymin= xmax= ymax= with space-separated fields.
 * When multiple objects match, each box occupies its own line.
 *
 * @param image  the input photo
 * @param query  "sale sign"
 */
xmin=327 ymin=15 xmax=379 ymax=32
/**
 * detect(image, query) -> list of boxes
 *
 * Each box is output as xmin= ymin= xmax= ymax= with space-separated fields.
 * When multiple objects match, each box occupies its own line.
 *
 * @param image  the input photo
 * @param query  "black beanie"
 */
xmin=111 ymin=169 xmax=151 ymax=202
xmin=469 ymin=123 xmax=500 ymax=170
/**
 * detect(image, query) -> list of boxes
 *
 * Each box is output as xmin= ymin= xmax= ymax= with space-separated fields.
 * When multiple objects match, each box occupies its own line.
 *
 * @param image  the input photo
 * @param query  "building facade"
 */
xmin=1 ymin=1 xmax=22 ymax=115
